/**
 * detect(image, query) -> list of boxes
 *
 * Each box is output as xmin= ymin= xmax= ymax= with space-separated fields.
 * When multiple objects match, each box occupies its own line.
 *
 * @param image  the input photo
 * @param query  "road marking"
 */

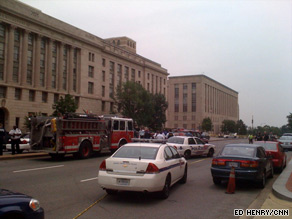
xmin=73 ymin=194 xmax=107 ymax=219
xmin=13 ymin=165 xmax=64 ymax=173
xmin=80 ymin=177 xmax=98 ymax=182
xmin=189 ymin=158 xmax=207 ymax=164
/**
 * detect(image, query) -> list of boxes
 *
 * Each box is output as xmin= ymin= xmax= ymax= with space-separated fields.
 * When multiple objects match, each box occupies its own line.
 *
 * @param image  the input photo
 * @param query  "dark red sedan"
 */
xmin=256 ymin=141 xmax=287 ymax=173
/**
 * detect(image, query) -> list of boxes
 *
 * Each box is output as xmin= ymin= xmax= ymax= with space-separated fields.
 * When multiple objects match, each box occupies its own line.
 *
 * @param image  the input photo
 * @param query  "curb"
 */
xmin=0 ymin=152 xmax=48 ymax=160
xmin=272 ymin=158 xmax=292 ymax=202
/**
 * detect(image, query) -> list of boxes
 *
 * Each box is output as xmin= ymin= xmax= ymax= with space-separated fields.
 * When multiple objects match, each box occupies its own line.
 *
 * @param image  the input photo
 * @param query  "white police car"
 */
xmin=167 ymin=136 xmax=216 ymax=159
xmin=98 ymin=142 xmax=187 ymax=199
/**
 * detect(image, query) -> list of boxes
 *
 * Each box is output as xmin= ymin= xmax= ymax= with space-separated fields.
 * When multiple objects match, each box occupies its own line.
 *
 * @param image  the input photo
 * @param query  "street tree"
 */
xmin=287 ymin=113 xmax=292 ymax=131
xmin=221 ymin=120 xmax=236 ymax=134
xmin=202 ymin=117 xmax=213 ymax=132
xmin=236 ymin=120 xmax=247 ymax=135
xmin=52 ymin=94 xmax=78 ymax=116
xmin=148 ymin=93 xmax=168 ymax=131
xmin=115 ymin=81 xmax=154 ymax=128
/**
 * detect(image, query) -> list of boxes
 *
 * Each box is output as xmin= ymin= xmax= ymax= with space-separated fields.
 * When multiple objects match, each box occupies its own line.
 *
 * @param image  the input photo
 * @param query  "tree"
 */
xmin=52 ymin=94 xmax=78 ymax=116
xmin=115 ymin=81 xmax=168 ymax=130
xmin=236 ymin=120 xmax=247 ymax=135
xmin=221 ymin=120 xmax=236 ymax=133
xmin=148 ymin=93 xmax=168 ymax=131
xmin=287 ymin=113 xmax=292 ymax=131
xmin=202 ymin=117 xmax=213 ymax=132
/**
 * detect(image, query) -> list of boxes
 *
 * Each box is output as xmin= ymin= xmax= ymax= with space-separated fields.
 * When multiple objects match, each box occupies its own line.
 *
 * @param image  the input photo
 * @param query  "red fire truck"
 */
xmin=30 ymin=113 xmax=134 ymax=159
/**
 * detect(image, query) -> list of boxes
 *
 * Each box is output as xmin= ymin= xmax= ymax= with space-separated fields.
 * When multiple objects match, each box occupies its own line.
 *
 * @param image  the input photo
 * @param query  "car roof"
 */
xmin=123 ymin=143 xmax=166 ymax=148
xmin=170 ymin=136 xmax=196 ymax=139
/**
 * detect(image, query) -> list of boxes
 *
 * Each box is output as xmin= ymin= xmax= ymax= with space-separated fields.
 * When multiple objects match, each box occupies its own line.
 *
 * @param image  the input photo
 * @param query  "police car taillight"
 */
xmin=99 ymin=160 xmax=106 ymax=171
xmin=146 ymin=163 xmax=159 ymax=174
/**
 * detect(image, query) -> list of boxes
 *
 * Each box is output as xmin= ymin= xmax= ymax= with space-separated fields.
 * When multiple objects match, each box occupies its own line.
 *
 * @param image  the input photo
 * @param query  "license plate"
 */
xmin=117 ymin=178 xmax=130 ymax=186
xmin=228 ymin=162 xmax=238 ymax=167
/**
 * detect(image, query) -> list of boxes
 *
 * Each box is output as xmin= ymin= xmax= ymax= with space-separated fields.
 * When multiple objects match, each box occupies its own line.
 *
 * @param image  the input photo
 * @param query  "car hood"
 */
xmin=0 ymin=189 xmax=30 ymax=199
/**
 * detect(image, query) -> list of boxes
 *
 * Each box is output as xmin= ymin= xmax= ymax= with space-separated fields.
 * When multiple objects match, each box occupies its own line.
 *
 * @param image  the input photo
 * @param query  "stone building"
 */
xmin=0 ymin=0 xmax=168 ymax=131
xmin=166 ymin=75 xmax=239 ymax=134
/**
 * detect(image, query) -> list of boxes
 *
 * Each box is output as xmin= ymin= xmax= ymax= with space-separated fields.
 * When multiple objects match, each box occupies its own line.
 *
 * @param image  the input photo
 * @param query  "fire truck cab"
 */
xmin=30 ymin=113 xmax=134 ymax=159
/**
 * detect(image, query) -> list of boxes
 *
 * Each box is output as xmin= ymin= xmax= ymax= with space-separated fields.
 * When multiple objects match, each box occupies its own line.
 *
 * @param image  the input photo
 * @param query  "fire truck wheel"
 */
xmin=79 ymin=141 xmax=92 ymax=159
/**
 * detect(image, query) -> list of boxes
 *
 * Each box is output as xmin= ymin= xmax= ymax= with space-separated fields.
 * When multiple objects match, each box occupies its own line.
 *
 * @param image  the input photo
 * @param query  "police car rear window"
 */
xmin=113 ymin=146 xmax=158 ymax=160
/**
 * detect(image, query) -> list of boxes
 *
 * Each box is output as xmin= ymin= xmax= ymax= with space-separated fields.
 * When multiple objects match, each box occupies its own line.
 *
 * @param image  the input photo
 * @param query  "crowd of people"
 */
xmin=248 ymin=131 xmax=276 ymax=144
xmin=135 ymin=128 xmax=174 ymax=140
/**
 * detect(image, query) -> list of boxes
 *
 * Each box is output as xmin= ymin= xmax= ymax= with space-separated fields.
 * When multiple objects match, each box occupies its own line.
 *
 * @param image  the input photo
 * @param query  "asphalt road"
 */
xmin=0 ymin=139 xmax=280 ymax=219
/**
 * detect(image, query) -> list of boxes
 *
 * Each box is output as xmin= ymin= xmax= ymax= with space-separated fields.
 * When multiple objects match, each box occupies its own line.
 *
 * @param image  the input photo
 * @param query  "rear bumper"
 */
xmin=211 ymin=167 xmax=260 ymax=181
xmin=98 ymin=171 xmax=165 ymax=192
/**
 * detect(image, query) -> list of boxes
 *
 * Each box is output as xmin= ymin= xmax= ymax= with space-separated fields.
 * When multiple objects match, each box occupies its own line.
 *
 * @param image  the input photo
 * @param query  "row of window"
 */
xmin=0 ymin=23 xmax=79 ymax=92
xmin=174 ymin=83 xmax=197 ymax=113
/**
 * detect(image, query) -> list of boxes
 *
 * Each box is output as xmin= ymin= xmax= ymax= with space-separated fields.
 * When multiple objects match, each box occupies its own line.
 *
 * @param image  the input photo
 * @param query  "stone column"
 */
xmin=57 ymin=42 xmax=63 ymax=91
xmin=5 ymin=24 xmax=15 ymax=83
xmin=34 ymin=34 xmax=41 ymax=88
xmin=68 ymin=46 xmax=74 ymax=93
xmin=46 ymin=38 xmax=52 ymax=90
xmin=21 ymin=29 xmax=28 ymax=85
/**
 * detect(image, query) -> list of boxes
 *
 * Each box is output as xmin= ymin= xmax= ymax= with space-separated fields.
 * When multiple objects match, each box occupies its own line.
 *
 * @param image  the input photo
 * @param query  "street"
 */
xmin=0 ymin=138 xmax=285 ymax=219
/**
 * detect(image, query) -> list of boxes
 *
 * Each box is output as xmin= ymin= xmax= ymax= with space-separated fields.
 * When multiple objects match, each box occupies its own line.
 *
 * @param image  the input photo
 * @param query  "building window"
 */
xmin=63 ymin=45 xmax=68 ymax=90
xmin=174 ymin=84 xmax=179 ymax=112
xmin=0 ymin=86 xmax=6 ymax=98
xmin=88 ymin=82 xmax=94 ymax=94
xmin=42 ymin=92 xmax=48 ymax=103
xmin=75 ymin=96 xmax=79 ymax=107
xmin=88 ymin=66 xmax=94 ymax=78
xmin=192 ymin=83 xmax=196 ymax=112
xmin=147 ymin=73 xmax=150 ymax=80
xmin=54 ymin=94 xmax=59 ymax=103
xmin=0 ymin=42 xmax=4 ymax=59
xmin=29 ymin=90 xmax=35 ymax=102
xmin=117 ymin=64 xmax=122 ymax=87
xmin=131 ymin=69 xmax=135 ymax=82
xmin=102 ymin=71 xmax=105 ymax=82
xmin=183 ymin=83 xmax=188 ymax=112
xmin=124 ymin=66 xmax=129 ymax=82
xmin=138 ymin=71 xmax=141 ymax=78
xmin=102 ymin=86 xmax=105 ymax=97
xmin=14 ymin=88 xmax=21 ymax=100
xmin=102 ymin=58 xmax=106 ymax=67
xmin=102 ymin=101 xmax=105 ymax=111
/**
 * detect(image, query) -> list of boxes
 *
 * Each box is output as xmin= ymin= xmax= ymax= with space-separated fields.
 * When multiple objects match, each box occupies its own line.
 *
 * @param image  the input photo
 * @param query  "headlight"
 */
xmin=29 ymin=199 xmax=41 ymax=211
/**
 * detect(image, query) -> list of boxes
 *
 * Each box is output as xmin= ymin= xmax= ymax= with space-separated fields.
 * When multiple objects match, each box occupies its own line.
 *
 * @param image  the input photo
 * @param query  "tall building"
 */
xmin=167 ymin=75 xmax=239 ymax=134
xmin=0 ymin=0 xmax=168 ymax=131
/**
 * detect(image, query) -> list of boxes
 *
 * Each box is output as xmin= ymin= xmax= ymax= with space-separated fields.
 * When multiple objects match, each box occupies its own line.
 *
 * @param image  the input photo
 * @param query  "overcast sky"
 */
xmin=19 ymin=0 xmax=292 ymax=128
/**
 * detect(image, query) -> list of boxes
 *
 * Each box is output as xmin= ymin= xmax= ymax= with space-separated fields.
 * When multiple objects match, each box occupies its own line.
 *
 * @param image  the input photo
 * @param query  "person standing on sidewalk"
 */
xmin=0 ymin=123 xmax=5 ymax=156
xmin=9 ymin=126 xmax=22 ymax=155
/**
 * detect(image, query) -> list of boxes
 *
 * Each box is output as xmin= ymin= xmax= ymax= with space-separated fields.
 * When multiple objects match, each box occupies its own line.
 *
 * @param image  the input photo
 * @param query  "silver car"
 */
xmin=278 ymin=135 xmax=292 ymax=150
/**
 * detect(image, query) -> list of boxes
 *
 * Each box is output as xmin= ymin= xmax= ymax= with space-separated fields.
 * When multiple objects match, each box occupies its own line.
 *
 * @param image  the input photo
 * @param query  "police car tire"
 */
xmin=184 ymin=150 xmax=191 ymax=160
xmin=160 ymin=175 xmax=171 ymax=199
xmin=179 ymin=165 xmax=187 ymax=184
xmin=207 ymin=148 xmax=214 ymax=157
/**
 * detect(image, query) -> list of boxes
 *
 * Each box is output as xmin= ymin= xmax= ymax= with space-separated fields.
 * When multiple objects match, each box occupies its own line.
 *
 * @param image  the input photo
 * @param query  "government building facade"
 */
xmin=166 ymin=75 xmax=239 ymax=133
xmin=0 ymin=0 xmax=168 ymax=131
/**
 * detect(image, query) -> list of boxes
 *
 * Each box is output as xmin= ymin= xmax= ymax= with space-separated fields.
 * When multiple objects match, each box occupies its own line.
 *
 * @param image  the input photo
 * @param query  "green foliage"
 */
xmin=287 ymin=113 xmax=292 ymax=131
xmin=115 ymin=81 xmax=168 ymax=130
xmin=148 ymin=93 xmax=168 ymax=131
xmin=221 ymin=120 xmax=236 ymax=133
xmin=52 ymin=94 xmax=78 ymax=116
xmin=236 ymin=119 xmax=247 ymax=135
xmin=202 ymin=117 xmax=213 ymax=132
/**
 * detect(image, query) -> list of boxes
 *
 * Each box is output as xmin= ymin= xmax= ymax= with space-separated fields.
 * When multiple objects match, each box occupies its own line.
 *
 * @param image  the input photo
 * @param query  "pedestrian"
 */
xmin=0 ymin=123 xmax=5 ymax=156
xmin=248 ymin=134 xmax=253 ymax=144
xmin=263 ymin=131 xmax=269 ymax=141
xmin=9 ymin=125 xmax=22 ymax=155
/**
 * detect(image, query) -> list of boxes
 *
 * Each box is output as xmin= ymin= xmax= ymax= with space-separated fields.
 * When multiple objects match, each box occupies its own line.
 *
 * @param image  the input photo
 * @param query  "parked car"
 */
xmin=201 ymin=132 xmax=210 ymax=140
xmin=5 ymin=134 xmax=30 ymax=153
xmin=172 ymin=130 xmax=209 ymax=143
xmin=167 ymin=136 xmax=215 ymax=159
xmin=255 ymin=141 xmax=287 ymax=172
xmin=282 ymin=133 xmax=292 ymax=136
xmin=98 ymin=143 xmax=187 ymax=199
xmin=0 ymin=189 xmax=44 ymax=219
xmin=211 ymin=144 xmax=273 ymax=188
xmin=224 ymin=133 xmax=237 ymax=138
xmin=278 ymin=135 xmax=292 ymax=151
